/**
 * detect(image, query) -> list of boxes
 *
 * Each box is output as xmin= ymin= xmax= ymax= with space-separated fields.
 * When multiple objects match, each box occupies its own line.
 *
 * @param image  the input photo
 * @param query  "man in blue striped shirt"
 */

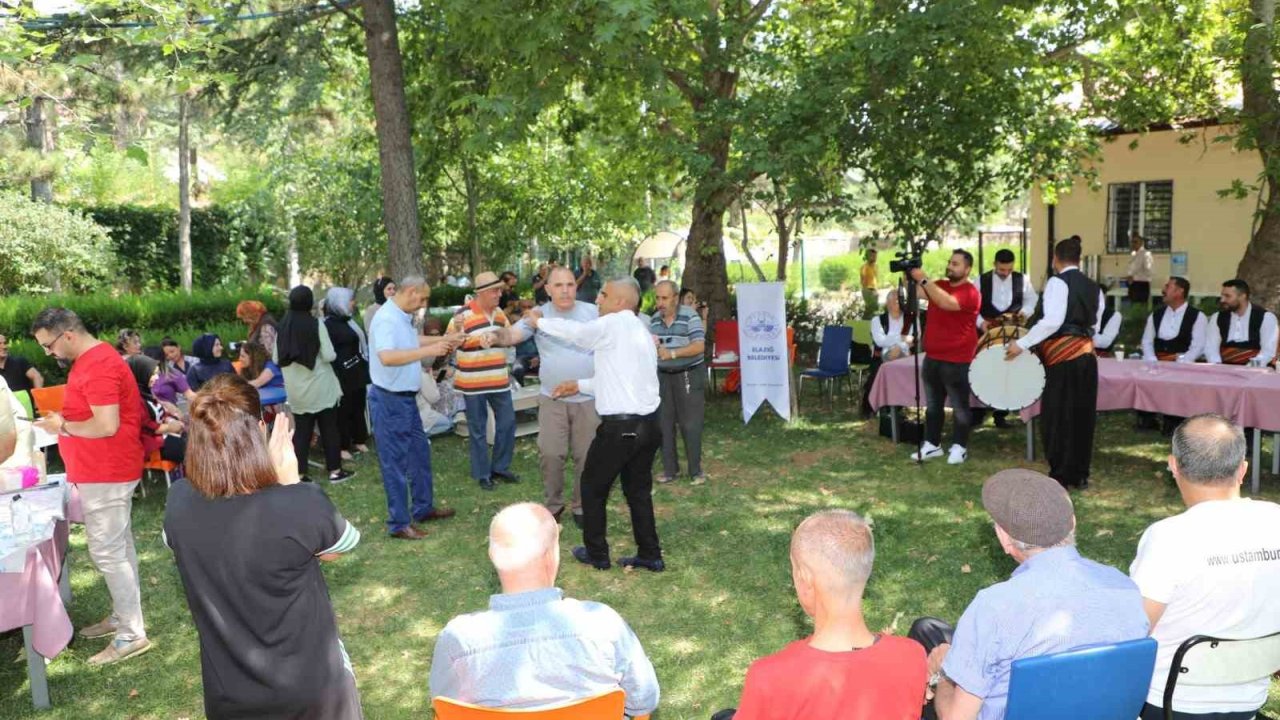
xmin=649 ymin=281 xmax=707 ymax=485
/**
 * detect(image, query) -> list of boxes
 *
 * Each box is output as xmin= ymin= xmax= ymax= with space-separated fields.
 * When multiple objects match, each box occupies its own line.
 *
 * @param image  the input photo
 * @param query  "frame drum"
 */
xmin=968 ymin=345 xmax=1045 ymax=411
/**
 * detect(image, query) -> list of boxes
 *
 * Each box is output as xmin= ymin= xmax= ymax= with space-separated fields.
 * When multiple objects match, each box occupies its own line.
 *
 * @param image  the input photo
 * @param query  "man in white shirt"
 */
xmin=976 ymin=249 xmax=1038 ymax=334
xmin=1130 ymin=414 xmax=1280 ymax=720
xmin=1141 ymin=277 xmax=1206 ymax=363
xmin=1203 ymin=278 xmax=1279 ymax=366
xmin=525 ymin=278 xmax=665 ymax=572
xmin=871 ymin=288 xmax=914 ymax=361
xmin=1094 ymin=297 xmax=1123 ymax=356
xmin=1126 ymin=232 xmax=1154 ymax=304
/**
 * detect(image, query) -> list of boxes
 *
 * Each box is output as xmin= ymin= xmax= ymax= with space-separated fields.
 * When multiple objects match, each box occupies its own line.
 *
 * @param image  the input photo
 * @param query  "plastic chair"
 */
xmin=30 ymin=385 xmax=65 ymax=415
xmin=708 ymin=320 xmax=740 ymax=393
xmin=799 ymin=326 xmax=852 ymax=411
xmin=1004 ymin=637 xmax=1157 ymax=720
xmin=432 ymin=689 xmax=649 ymax=720
xmin=143 ymin=450 xmax=179 ymax=490
xmin=1161 ymin=632 xmax=1280 ymax=720
xmin=14 ymin=389 xmax=35 ymax=420
xmin=849 ymin=319 xmax=874 ymax=391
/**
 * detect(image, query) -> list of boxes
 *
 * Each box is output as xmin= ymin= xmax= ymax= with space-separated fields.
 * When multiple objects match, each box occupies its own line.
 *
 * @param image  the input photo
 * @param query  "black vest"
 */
xmin=1152 ymin=304 xmax=1202 ymax=355
xmin=1217 ymin=304 xmax=1267 ymax=351
xmin=979 ymin=271 xmax=1025 ymax=319
xmin=1096 ymin=304 xmax=1117 ymax=347
xmin=1029 ymin=269 xmax=1098 ymax=340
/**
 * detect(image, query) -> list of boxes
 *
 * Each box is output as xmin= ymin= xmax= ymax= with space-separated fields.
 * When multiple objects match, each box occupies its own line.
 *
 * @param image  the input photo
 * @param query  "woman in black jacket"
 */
xmin=323 ymin=287 xmax=370 ymax=458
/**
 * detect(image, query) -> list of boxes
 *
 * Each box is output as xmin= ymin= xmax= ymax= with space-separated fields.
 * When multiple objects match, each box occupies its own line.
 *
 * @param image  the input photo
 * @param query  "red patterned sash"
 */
xmin=1220 ymin=346 xmax=1260 ymax=365
xmin=1037 ymin=335 xmax=1095 ymax=367
xmin=1155 ymin=351 xmax=1179 ymax=362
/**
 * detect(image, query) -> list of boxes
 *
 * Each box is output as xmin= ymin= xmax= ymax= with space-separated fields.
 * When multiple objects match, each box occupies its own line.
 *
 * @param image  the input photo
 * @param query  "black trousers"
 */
xmin=580 ymin=412 xmax=663 ymax=562
xmin=293 ymin=405 xmax=343 ymax=476
xmin=922 ymin=357 xmax=973 ymax=448
xmin=1042 ymin=353 xmax=1097 ymax=487
xmin=1129 ymin=281 xmax=1151 ymax=304
xmin=908 ymin=617 xmax=956 ymax=720
xmin=335 ymin=383 xmax=369 ymax=450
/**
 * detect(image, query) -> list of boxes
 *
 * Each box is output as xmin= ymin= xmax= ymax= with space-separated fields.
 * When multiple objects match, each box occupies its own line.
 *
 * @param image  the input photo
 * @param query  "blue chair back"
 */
xmin=817 ymin=326 xmax=853 ymax=373
xmin=1005 ymin=637 xmax=1157 ymax=720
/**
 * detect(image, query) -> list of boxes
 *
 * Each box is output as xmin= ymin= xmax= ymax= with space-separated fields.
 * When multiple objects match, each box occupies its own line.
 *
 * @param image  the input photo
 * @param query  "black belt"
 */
xmin=600 ymin=411 xmax=658 ymax=422
xmin=372 ymin=386 xmax=416 ymax=398
xmin=659 ymin=363 xmax=703 ymax=375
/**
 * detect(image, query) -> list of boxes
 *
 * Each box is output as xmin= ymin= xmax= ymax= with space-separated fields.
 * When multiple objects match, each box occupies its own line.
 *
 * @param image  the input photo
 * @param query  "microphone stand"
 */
xmin=901 ymin=274 xmax=925 ymax=465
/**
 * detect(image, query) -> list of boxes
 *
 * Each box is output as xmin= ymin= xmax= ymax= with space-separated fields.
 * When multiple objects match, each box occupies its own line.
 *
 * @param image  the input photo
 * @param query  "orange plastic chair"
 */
xmin=432 ymin=689 xmax=649 ymax=720
xmin=30 ymin=384 xmax=66 ymax=415
xmin=143 ymin=449 xmax=179 ymax=491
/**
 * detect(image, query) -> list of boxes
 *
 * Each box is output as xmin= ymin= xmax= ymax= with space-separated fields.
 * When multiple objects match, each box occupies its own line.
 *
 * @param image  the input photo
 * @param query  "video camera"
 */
xmin=888 ymin=238 xmax=927 ymax=274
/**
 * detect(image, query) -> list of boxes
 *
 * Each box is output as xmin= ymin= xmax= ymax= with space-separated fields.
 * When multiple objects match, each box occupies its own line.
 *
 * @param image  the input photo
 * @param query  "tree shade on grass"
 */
xmin=2 ymin=399 xmax=1278 ymax=718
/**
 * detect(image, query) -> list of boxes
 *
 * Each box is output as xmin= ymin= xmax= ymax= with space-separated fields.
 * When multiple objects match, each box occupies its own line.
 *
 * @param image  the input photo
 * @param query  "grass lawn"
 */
xmin=3 ymin=395 xmax=1279 ymax=719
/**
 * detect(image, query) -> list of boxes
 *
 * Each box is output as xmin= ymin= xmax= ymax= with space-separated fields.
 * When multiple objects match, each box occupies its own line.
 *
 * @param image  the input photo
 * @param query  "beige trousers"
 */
xmin=537 ymin=396 xmax=600 ymax=516
xmin=76 ymin=480 xmax=146 ymax=642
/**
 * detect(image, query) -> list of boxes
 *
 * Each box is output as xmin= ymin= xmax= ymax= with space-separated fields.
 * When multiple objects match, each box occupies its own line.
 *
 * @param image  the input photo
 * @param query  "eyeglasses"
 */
xmin=38 ymin=334 xmax=64 ymax=353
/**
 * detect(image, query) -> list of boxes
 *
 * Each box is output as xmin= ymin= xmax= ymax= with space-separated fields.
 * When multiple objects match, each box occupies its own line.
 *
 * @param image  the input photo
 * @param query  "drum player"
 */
xmin=1005 ymin=236 xmax=1103 ymax=491
xmin=974 ymin=248 xmax=1037 ymax=428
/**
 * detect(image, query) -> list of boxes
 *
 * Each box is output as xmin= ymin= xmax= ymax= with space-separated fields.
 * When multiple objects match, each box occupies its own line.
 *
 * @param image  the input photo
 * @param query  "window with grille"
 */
xmin=1106 ymin=181 xmax=1173 ymax=253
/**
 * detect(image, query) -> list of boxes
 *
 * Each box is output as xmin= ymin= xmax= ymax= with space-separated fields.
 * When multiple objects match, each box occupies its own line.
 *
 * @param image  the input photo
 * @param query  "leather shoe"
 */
xmin=390 ymin=526 xmax=428 ymax=540
xmin=493 ymin=471 xmax=521 ymax=484
xmin=619 ymin=556 xmax=666 ymax=573
xmin=413 ymin=508 xmax=456 ymax=523
xmin=572 ymin=545 xmax=610 ymax=570
xmin=478 ymin=478 xmax=497 ymax=491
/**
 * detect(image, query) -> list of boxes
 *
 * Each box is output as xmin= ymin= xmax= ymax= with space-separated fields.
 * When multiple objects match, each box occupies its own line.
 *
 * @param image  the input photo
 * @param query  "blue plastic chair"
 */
xmin=799 ymin=326 xmax=853 ymax=411
xmin=1005 ymin=637 xmax=1157 ymax=720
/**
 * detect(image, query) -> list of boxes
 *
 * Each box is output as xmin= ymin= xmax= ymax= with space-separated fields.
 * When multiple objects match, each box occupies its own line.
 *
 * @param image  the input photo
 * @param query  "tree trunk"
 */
xmin=24 ymin=96 xmax=53 ymax=203
xmin=286 ymin=216 xmax=301 ymax=287
xmin=362 ymin=0 xmax=425 ymax=281
xmin=177 ymin=93 xmax=193 ymax=293
xmin=737 ymin=201 xmax=766 ymax=281
xmin=1238 ymin=0 xmax=1280 ymax=311
xmin=684 ymin=189 xmax=733 ymax=333
xmin=775 ymin=207 xmax=792 ymax=282
xmin=462 ymin=157 xmax=483 ymax=275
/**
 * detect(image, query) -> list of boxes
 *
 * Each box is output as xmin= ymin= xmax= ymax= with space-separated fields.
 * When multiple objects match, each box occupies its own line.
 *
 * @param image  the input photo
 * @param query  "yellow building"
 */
xmin=1029 ymin=122 xmax=1261 ymax=296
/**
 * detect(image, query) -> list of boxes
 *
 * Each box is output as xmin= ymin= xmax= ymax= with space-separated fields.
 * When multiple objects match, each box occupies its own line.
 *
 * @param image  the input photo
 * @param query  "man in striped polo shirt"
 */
xmin=447 ymin=272 xmax=521 ymax=491
xmin=650 ymin=280 xmax=707 ymax=485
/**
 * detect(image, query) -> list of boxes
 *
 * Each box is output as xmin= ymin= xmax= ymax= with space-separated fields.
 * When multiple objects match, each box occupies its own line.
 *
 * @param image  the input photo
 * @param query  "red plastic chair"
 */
xmin=708 ymin=320 xmax=739 ymax=391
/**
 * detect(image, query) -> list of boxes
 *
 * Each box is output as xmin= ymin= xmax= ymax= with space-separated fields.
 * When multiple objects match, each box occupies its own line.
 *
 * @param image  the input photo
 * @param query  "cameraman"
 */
xmin=907 ymin=249 xmax=980 ymax=464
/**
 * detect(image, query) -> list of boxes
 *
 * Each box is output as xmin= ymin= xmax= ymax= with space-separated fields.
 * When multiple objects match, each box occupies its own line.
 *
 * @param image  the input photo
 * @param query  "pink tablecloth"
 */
xmin=0 ymin=520 xmax=72 ymax=659
xmin=869 ymin=356 xmax=1280 ymax=431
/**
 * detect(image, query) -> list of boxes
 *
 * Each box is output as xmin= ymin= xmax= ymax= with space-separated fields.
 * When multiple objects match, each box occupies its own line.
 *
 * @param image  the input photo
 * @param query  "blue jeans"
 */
xmin=463 ymin=390 xmax=516 ymax=481
xmin=369 ymin=387 xmax=435 ymax=533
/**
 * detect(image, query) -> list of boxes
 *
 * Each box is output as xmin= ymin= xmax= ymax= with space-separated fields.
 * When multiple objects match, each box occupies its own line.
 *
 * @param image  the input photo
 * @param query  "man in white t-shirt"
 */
xmin=1130 ymin=413 xmax=1280 ymax=720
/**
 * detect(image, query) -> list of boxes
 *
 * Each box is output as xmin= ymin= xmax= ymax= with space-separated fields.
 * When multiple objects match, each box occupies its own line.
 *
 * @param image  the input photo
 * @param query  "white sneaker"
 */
xmin=947 ymin=445 xmax=968 ymax=465
xmin=911 ymin=442 xmax=944 ymax=461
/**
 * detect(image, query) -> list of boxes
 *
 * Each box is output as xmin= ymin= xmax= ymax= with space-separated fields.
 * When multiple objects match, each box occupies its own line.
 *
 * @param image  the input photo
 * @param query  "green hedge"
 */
xmin=0 ymin=287 xmax=284 ymax=341
xmin=0 ymin=192 xmax=116 ymax=294
xmin=77 ymin=204 xmax=283 ymax=291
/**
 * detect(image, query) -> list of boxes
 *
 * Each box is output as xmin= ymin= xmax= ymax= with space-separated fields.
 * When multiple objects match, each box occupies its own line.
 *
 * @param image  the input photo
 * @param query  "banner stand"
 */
xmin=736 ymin=282 xmax=792 ymax=424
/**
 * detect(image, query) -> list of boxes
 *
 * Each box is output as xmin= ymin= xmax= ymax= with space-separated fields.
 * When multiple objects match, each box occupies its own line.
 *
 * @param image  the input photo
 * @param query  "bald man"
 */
xmin=526 ymin=278 xmax=665 ymax=572
xmin=429 ymin=503 xmax=659 ymax=715
xmin=715 ymin=511 xmax=927 ymax=720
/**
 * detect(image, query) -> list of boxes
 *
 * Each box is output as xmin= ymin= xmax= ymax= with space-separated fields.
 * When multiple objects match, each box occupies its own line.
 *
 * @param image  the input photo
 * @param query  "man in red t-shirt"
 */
xmin=908 ymin=250 xmax=980 ymax=465
xmin=32 ymin=308 xmax=149 ymax=666
xmin=713 ymin=510 xmax=928 ymax=720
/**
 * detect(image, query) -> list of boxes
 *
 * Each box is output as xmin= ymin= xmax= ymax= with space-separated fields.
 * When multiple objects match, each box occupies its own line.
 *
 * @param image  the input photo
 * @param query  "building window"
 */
xmin=1106 ymin=181 xmax=1173 ymax=253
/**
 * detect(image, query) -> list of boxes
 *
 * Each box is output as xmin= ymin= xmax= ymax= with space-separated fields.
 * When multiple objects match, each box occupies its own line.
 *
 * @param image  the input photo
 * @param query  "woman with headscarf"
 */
xmin=163 ymin=375 xmax=363 ymax=720
xmin=276 ymin=286 xmax=352 ymax=484
xmin=187 ymin=334 xmax=236 ymax=392
xmin=126 ymin=354 xmax=186 ymax=464
xmin=323 ymin=287 xmax=371 ymax=459
xmin=362 ymin=276 xmax=396 ymax=332
xmin=236 ymin=300 xmax=279 ymax=356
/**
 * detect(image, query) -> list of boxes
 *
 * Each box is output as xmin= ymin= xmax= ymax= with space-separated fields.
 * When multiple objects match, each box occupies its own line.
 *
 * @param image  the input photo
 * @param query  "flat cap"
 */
xmin=981 ymin=469 xmax=1075 ymax=548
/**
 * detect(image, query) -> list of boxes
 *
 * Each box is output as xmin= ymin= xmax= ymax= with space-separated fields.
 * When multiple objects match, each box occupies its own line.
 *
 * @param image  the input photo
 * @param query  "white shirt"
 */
xmin=976 ymin=272 xmax=1039 ymax=330
xmin=1141 ymin=303 xmax=1207 ymax=362
xmin=870 ymin=313 xmax=911 ymax=355
xmin=1093 ymin=308 xmax=1122 ymax=351
xmin=536 ymin=310 xmax=660 ymax=416
xmin=1016 ymin=267 xmax=1105 ymax=351
xmin=1130 ymin=498 xmax=1280 ymax=714
xmin=1204 ymin=306 xmax=1280 ymax=366
xmin=1127 ymin=249 xmax=1154 ymax=282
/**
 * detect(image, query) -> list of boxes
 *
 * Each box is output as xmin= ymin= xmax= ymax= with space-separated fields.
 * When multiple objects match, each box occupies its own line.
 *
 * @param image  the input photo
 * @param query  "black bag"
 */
xmin=878 ymin=408 xmax=922 ymax=444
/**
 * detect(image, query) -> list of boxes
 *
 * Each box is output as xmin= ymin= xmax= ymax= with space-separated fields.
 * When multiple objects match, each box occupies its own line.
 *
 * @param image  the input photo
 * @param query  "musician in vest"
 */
xmin=1140 ymin=277 xmax=1207 ymax=364
xmin=1005 ymin=237 xmax=1101 ymax=490
xmin=1204 ymin=279 xmax=1278 ymax=367
xmin=1094 ymin=296 xmax=1122 ymax=356
xmin=860 ymin=288 xmax=921 ymax=416
xmin=975 ymin=249 xmax=1038 ymax=428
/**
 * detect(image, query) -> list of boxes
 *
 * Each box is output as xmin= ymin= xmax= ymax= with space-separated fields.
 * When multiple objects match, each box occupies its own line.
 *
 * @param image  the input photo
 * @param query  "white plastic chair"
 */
xmin=1161 ymin=631 xmax=1280 ymax=720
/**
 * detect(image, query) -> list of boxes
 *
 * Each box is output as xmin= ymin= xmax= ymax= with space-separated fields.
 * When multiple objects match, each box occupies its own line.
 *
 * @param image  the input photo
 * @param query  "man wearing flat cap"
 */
xmin=910 ymin=469 xmax=1148 ymax=720
xmin=447 ymin=271 xmax=523 ymax=491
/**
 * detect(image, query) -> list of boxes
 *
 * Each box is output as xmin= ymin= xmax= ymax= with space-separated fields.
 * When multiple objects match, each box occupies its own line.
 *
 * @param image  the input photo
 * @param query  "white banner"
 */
xmin=736 ymin=282 xmax=791 ymax=423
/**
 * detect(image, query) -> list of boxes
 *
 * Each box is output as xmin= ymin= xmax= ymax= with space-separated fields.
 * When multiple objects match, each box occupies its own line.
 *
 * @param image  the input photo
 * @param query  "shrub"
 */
xmin=818 ymin=256 xmax=854 ymax=292
xmin=0 ymin=192 xmax=116 ymax=294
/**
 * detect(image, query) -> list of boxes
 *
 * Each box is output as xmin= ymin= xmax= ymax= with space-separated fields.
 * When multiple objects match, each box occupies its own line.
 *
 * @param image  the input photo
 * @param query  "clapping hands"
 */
xmin=267 ymin=416 xmax=300 ymax=486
